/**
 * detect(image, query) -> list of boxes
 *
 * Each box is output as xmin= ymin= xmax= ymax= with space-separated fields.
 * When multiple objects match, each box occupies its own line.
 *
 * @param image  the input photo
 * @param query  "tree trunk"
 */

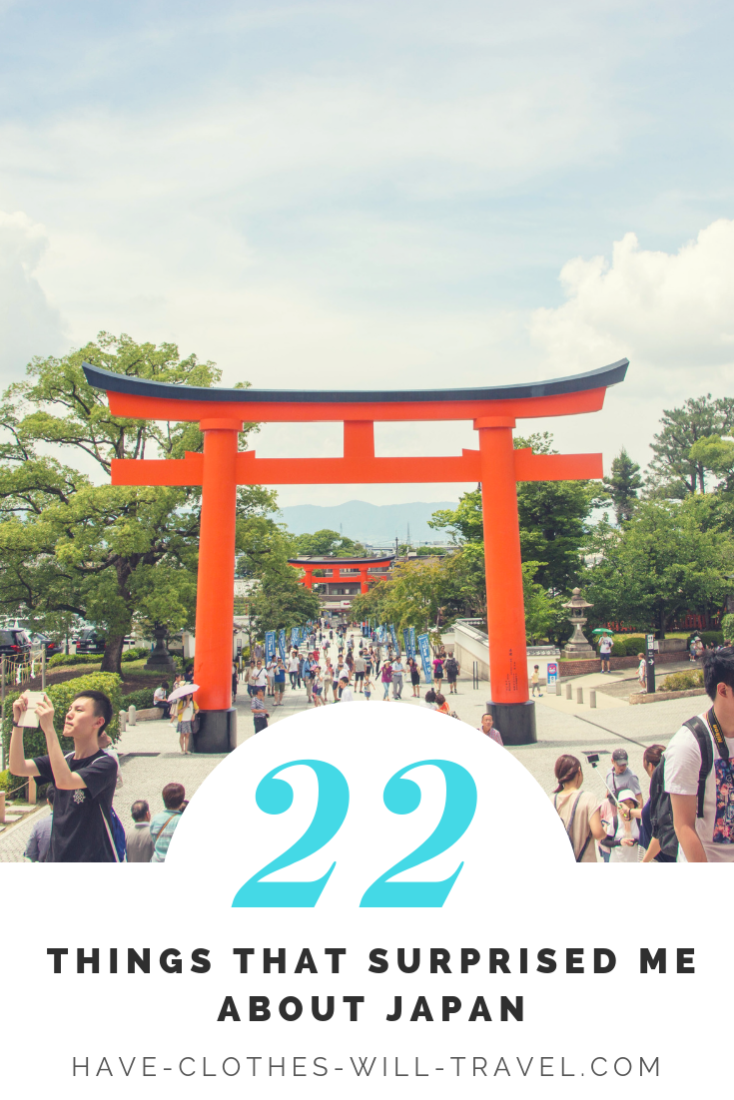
xmin=101 ymin=633 xmax=125 ymax=675
xmin=657 ymin=605 xmax=666 ymax=640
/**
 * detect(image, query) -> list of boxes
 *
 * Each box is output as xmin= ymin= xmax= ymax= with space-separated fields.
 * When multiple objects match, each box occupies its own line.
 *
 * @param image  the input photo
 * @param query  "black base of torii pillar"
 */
xmin=192 ymin=708 xmax=238 ymax=754
xmin=485 ymin=700 xmax=537 ymax=747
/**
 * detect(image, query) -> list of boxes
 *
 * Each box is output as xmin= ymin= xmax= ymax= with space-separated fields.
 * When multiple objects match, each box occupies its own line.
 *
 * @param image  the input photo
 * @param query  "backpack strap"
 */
xmin=554 ymin=792 xmax=590 ymax=859
xmin=683 ymin=716 xmax=715 ymax=819
xmin=152 ymin=813 xmax=179 ymax=846
xmin=99 ymin=806 xmax=121 ymax=863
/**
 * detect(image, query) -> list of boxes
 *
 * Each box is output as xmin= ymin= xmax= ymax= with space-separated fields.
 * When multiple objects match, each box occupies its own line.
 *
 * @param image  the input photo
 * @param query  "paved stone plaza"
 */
xmin=0 ymin=631 xmax=707 ymax=861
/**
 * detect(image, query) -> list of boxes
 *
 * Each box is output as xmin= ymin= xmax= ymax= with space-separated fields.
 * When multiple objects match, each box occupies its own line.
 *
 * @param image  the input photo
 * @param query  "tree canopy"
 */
xmin=429 ymin=432 xmax=603 ymax=593
xmin=602 ymin=447 xmax=643 ymax=524
xmin=646 ymin=395 xmax=734 ymax=497
xmin=0 ymin=333 xmax=275 ymax=671
xmin=584 ymin=498 xmax=734 ymax=635
xmin=288 ymin=528 xmax=366 ymax=558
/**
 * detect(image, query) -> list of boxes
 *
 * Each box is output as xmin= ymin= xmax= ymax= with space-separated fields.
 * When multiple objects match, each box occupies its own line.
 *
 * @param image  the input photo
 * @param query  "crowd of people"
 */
xmin=550 ymin=645 xmax=734 ymax=863
xmin=238 ymin=624 xmax=462 ymax=734
xmin=11 ymin=620 xmax=734 ymax=864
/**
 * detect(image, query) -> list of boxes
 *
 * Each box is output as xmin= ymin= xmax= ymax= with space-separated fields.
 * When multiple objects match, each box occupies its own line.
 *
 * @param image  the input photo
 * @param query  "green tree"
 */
xmin=236 ymin=518 xmax=321 ymax=636
xmin=584 ymin=499 xmax=734 ymax=636
xmin=429 ymin=432 xmax=603 ymax=591
xmin=522 ymin=561 xmax=568 ymax=644
xmin=647 ymin=396 xmax=734 ymax=497
xmin=247 ymin=567 xmax=321 ymax=637
xmin=0 ymin=332 xmax=275 ymax=672
xmin=289 ymin=529 xmax=366 ymax=557
xmin=688 ymin=435 xmax=734 ymax=492
xmin=602 ymin=447 xmax=643 ymax=523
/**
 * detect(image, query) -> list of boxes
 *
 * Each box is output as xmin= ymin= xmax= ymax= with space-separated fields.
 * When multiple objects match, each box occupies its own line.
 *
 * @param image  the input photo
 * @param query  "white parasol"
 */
xmin=167 ymin=683 xmax=200 ymax=702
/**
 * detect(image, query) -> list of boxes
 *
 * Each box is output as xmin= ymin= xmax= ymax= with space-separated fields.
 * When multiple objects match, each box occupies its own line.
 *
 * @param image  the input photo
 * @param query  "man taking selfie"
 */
xmin=9 ymin=689 xmax=119 ymax=863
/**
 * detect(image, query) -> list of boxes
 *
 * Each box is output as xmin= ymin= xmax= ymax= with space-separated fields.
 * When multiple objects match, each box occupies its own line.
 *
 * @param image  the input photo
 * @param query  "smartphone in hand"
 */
xmin=19 ymin=691 xmax=46 ymax=728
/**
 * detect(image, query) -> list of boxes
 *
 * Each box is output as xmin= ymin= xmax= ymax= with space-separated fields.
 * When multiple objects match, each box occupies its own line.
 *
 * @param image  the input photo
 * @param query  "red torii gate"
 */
xmin=288 ymin=554 xmax=395 ymax=594
xmin=83 ymin=358 xmax=628 ymax=750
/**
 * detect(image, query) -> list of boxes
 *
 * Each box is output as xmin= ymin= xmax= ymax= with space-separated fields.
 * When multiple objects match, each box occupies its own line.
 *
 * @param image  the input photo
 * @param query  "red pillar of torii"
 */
xmin=83 ymin=359 xmax=627 ymax=750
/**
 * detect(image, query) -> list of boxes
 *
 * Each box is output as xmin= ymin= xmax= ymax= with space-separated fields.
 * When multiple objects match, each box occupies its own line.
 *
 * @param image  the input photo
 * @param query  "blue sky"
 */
xmin=1 ymin=1 xmax=733 ymax=505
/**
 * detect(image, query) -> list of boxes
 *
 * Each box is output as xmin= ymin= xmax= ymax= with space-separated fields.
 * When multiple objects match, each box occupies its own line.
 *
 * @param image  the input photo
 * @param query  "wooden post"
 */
xmin=28 ymin=776 xmax=37 ymax=805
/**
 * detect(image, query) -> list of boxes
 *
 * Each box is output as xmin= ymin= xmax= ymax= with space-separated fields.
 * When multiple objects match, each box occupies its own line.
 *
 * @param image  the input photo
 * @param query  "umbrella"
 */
xmin=591 ymin=628 xmax=614 ymax=635
xmin=168 ymin=683 xmax=200 ymax=702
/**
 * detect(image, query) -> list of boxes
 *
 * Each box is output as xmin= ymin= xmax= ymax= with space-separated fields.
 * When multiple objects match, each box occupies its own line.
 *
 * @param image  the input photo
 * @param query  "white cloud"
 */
xmin=530 ymin=220 xmax=734 ymax=379
xmin=0 ymin=210 xmax=67 ymax=381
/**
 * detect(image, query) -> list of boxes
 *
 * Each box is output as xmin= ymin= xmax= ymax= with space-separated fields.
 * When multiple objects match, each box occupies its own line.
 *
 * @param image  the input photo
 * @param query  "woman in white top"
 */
xmin=551 ymin=755 xmax=606 ymax=863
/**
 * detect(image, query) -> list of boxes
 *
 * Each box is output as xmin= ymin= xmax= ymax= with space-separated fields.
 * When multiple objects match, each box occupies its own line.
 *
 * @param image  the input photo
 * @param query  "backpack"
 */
xmin=100 ymin=805 xmax=127 ymax=863
xmin=650 ymin=715 xmax=716 ymax=858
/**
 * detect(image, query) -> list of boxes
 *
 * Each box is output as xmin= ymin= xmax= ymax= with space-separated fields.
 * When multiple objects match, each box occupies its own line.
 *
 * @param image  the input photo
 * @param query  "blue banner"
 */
xmin=389 ymin=624 xmax=399 ymax=651
xmin=290 ymin=627 xmax=299 ymax=648
xmin=264 ymin=631 xmax=276 ymax=662
xmin=418 ymin=633 xmax=433 ymax=682
xmin=378 ymin=625 xmax=387 ymax=643
xmin=403 ymin=627 xmax=416 ymax=660
xmin=409 ymin=626 xmax=416 ymax=659
xmin=277 ymin=629 xmax=286 ymax=661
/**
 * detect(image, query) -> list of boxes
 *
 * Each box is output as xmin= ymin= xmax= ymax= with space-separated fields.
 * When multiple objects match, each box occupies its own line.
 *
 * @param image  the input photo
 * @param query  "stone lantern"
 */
xmin=144 ymin=621 xmax=177 ymax=673
xmin=561 ymin=588 xmax=596 ymax=660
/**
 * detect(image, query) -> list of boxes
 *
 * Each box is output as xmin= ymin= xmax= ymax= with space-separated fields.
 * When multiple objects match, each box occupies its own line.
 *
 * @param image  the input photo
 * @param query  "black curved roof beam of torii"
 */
xmin=83 ymin=358 xmax=628 ymax=487
xmin=82 ymin=359 xmax=628 ymax=418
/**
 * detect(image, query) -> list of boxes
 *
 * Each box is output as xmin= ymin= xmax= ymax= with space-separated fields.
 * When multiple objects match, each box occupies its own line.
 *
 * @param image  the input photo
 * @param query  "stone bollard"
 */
xmin=119 ymin=710 xmax=127 ymax=733
xmin=128 ymin=705 xmax=137 ymax=727
xmin=589 ymin=690 xmax=597 ymax=709
xmin=556 ymin=681 xmax=562 ymax=696
xmin=565 ymin=683 xmax=572 ymax=700
xmin=28 ymin=776 xmax=36 ymax=805
xmin=576 ymin=687 xmax=584 ymax=704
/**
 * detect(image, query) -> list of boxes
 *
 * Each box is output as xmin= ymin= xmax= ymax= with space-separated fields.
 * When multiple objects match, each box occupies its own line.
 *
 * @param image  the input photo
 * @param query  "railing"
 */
xmin=0 ymin=651 xmax=48 ymax=770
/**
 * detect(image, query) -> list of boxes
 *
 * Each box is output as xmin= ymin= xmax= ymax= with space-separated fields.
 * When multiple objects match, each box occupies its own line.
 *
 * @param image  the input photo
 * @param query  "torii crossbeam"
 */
xmin=84 ymin=358 xmax=628 ymax=749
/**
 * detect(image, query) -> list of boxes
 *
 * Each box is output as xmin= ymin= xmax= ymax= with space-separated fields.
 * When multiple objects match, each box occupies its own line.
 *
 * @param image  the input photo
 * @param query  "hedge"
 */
xmin=661 ymin=669 xmax=704 ymax=692
xmin=47 ymin=653 xmax=102 ymax=669
xmin=1 ymin=672 xmax=123 ymax=763
xmin=121 ymin=687 xmax=158 ymax=711
xmin=121 ymin=647 xmax=151 ymax=662
xmin=688 ymin=630 xmax=724 ymax=648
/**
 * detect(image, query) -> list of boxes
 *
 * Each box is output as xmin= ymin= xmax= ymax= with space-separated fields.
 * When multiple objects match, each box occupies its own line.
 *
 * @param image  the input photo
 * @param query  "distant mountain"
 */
xmin=277 ymin=500 xmax=458 ymax=545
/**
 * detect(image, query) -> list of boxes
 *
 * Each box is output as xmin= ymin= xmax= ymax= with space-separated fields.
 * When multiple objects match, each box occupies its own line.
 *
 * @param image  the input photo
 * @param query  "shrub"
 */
xmin=660 ymin=669 xmax=704 ymax=692
xmin=721 ymin=614 xmax=734 ymax=643
xmin=1 ymin=672 xmax=123 ymax=763
xmin=47 ymin=653 xmax=102 ymax=669
xmin=121 ymin=687 xmax=158 ymax=711
xmin=122 ymin=646 xmax=151 ymax=662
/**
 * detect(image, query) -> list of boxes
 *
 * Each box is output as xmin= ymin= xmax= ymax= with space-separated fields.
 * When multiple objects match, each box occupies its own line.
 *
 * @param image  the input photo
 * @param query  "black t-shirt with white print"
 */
xmin=33 ymin=749 xmax=118 ymax=862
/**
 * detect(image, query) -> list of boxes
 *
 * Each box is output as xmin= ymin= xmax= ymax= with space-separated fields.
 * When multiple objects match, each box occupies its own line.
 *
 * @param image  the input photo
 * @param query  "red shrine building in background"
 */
xmin=287 ymin=553 xmax=395 ymax=617
xmin=84 ymin=358 xmax=628 ymax=751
